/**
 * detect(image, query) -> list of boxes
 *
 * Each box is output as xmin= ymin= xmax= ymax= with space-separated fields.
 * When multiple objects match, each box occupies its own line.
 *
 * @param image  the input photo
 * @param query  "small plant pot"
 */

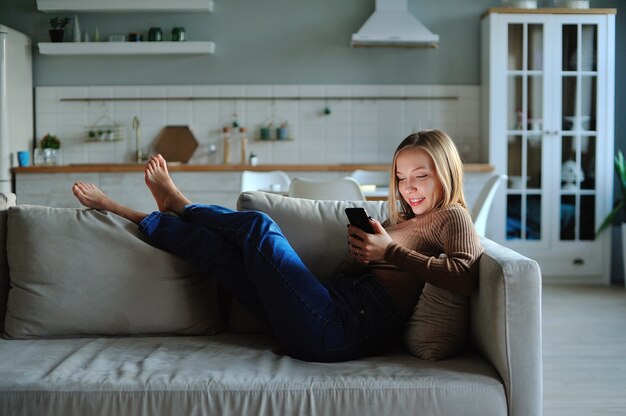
xmin=42 ymin=148 xmax=59 ymax=165
xmin=49 ymin=29 xmax=65 ymax=42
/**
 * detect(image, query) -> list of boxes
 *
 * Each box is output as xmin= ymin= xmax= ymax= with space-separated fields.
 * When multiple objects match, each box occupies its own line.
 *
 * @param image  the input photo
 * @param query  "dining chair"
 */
xmin=288 ymin=177 xmax=366 ymax=201
xmin=240 ymin=170 xmax=291 ymax=192
xmin=470 ymin=173 xmax=507 ymax=236
xmin=349 ymin=169 xmax=390 ymax=187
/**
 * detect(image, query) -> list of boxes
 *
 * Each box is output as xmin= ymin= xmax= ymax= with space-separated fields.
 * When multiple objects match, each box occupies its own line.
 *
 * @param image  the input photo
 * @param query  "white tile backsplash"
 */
xmin=35 ymin=84 xmax=482 ymax=165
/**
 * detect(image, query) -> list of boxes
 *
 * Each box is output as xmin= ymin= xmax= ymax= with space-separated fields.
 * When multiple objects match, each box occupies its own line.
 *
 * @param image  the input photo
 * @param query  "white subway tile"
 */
xmin=272 ymin=85 xmax=299 ymax=97
xmin=37 ymin=84 xmax=481 ymax=166
xmin=139 ymin=86 xmax=166 ymax=98
xmin=245 ymin=85 xmax=272 ymax=98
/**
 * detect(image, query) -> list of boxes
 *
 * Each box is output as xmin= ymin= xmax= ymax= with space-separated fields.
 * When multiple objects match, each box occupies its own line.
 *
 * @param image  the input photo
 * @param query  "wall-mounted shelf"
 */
xmin=37 ymin=0 xmax=214 ymax=13
xmin=39 ymin=41 xmax=216 ymax=55
xmin=60 ymin=95 xmax=458 ymax=102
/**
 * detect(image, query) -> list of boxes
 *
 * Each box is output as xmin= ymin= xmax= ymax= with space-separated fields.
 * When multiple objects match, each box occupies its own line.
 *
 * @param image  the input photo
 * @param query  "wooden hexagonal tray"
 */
xmin=153 ymin=126 xmax=199 ymax=163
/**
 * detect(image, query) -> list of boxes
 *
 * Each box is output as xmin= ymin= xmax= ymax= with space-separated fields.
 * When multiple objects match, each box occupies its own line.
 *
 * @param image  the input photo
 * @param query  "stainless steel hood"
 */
xmin=352 ymin=0 xmax=439 ymax=48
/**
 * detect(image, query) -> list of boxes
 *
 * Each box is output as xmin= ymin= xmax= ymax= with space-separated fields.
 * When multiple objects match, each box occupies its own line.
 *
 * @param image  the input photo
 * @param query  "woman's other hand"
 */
xmin=347 ymin=218 xmax=392 ymax=263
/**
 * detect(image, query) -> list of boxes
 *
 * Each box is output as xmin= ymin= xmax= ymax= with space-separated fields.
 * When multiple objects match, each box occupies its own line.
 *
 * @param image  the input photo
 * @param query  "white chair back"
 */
xmin=470 ymin=174 xmax=507 ymax=236
xmin=350 ymin=169 xmax=390 ymax=187
xmin=241 ymin=170 xmax=291 ymax=192
xmin=288 ymin=177 xmax=366 ymax=201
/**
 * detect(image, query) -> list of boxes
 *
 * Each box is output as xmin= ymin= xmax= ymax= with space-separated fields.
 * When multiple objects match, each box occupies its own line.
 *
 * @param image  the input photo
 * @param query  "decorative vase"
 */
xmin=72 ymin=14 xmax=81 ymax=42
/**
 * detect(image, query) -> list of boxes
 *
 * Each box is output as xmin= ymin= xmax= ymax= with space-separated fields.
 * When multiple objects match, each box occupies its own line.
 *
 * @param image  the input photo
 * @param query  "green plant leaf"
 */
xmin=596 ymin=200 xmax=625 ymax=238
xmin=616 ymin=151 xmax=626 ymax=191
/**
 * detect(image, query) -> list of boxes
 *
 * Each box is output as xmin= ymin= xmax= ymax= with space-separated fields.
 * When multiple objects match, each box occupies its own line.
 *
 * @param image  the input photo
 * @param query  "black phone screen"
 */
xmin=345 ymin=207 xmax=375 ymax=234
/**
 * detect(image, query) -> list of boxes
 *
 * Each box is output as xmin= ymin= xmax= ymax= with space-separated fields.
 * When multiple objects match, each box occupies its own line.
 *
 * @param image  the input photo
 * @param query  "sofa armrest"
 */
xmin=470 ymin=237 xmax=543 ymax=416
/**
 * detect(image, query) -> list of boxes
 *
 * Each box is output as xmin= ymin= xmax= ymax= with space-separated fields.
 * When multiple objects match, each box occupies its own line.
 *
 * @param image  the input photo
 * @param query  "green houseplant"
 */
xmin=39 ymin=134 xmax=61 ymax=165
xmin=49 ymin=17 xmax=70 ymax=42
xmin=596 ymin=150 xmax=626 ymax=237
xmin=40 ymin=133 xmax=61 ymax=150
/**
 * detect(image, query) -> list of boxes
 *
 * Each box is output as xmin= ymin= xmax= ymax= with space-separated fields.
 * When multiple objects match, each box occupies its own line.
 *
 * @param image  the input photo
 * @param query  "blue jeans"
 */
xmin=139 ymin=204 xmax=402 ymax=362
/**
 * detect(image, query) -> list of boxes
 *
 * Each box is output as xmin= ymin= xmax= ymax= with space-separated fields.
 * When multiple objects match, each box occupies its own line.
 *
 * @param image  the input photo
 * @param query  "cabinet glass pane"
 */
xmin=507 ymin=195 xmax=541 ymax=240
xmin=527 ymin=134 xmax=542 ymax=189
xmin=528 ymin=24 xmax=543 ymax=70
xmin=560 ymin=195 xmax=576 ymax=240
xmin=581 ymin=76 xmax=597 ymax=131
xmin=507 ymin=135 xmax=523 ymax=188
xmin=507 ymin=195 xmax=522 ymax=239
xmin=581 ymin=24 xmax=597 ymax=72
xmin=561 ymin=136 xmax=581 ymax=190
xmin=580 ymin=195 xmax=595 ymax=240
xmin=560 ymin=195 xmax=595 ymax=241
xmin=528 ymin=76 xmax=543 ymax=131
xmin=562 ymin=24 xmax=577 ymax=71
xmin=527 ymin=195 xmax=541 ymax=240
xmin=581 ymin=136 xmax=596 ymax=190
xmin=562 ymin=76 xmax=597 ymax=132
xmin=562 ymin=76 xmax=576 ymax=130
xmin=508 ymin=24 xmax=523 ymax=70
xmin=508 ymin=76 xmax=523 ymax=130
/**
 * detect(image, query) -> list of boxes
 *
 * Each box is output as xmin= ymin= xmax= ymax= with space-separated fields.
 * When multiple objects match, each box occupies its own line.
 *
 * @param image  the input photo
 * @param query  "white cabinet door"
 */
xmin=482 ymin=10 xmax=616 ymax=282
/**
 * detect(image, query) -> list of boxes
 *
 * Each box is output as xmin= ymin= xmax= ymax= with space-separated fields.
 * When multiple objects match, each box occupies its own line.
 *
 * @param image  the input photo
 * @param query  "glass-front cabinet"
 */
xmin=481 ymin=9 xmax=616 ymax=282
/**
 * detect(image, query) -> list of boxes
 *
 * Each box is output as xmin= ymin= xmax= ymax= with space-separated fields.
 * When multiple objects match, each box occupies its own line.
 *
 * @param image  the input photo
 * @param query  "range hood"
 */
xmin=352 ymin=0 xmax=439 ymax=48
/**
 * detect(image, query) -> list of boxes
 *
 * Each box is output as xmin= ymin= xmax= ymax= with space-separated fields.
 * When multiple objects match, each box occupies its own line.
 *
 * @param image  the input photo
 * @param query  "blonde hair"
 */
xmin=388 ymin=129 xmax=467 ymax=224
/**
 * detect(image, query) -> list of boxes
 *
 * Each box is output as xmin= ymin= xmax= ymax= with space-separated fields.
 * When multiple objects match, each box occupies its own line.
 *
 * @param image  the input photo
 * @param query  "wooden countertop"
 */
xmin=13 ymin=163 xmax=494 ymax=174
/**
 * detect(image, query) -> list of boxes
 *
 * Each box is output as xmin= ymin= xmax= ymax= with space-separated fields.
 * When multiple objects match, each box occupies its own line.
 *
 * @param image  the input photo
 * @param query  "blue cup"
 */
xmin=17 ymin=151 xmax=30 ymax=167
xmin=276 ymin=127 xmax=289 ymax=140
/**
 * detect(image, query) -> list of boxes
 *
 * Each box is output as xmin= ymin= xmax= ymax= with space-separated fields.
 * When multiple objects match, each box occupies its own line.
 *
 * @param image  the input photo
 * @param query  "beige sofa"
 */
xmin=0 ymin=191 xmax=542 ymax=416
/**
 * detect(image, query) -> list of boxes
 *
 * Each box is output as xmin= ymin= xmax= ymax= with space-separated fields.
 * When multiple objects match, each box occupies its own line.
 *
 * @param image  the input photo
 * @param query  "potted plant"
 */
xmin=39 ymin=133 xmax=61 ymax=165
xmin=49 ymin=17 xmax=70 ymax=42
xmin=596 ymin=150 xmax=626 ymax=285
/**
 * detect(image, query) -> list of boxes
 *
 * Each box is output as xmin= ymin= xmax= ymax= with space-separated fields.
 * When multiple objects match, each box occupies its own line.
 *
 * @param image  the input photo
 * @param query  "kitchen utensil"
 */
xmin=153 ymin=126 xmax=198 ymax=163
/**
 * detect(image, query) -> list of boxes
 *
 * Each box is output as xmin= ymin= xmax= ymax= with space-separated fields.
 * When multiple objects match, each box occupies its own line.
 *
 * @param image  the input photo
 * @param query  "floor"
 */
xmin=542 ymin=284 xmax=626 ymax=416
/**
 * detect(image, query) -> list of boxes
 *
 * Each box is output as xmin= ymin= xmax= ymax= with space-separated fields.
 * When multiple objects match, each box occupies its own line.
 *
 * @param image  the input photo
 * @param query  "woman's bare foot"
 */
xmin=72 ymin=182 xmax=115 ymax=211
xmin=72 ymin=182 xmax=148 ymax=225
xmin=144 ymin=154 xmax=191 ymax=215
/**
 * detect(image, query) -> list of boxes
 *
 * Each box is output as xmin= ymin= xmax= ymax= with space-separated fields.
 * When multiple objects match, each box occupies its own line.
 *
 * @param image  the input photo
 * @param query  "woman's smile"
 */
xmin=395 ymin=147 xmax=443 ymax=216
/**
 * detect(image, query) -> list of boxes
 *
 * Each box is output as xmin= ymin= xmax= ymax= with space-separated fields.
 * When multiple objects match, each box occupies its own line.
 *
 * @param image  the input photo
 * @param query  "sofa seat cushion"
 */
xmin=5 ymin=206 xmax=222 ymax=338
xmin=0 ymin=335 xmax=506 ymax=416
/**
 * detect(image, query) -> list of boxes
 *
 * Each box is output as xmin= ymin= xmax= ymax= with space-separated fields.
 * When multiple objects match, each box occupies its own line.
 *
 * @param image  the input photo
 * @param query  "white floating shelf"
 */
xmin=38 ymin=41 xmax=216 ymax=55
xmin=37 ymin=0 xmax=214 ymax=13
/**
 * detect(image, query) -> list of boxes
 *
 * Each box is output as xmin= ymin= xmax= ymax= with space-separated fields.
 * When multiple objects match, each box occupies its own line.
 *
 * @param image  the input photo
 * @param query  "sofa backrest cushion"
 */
xmin=4 ymin=205 xmax=223 ymax=339
xmin=233 ymin=191 xmax=388 ymax=332
xmin=237 ymin=191 xmax=389 ymax=282
xmin=0 ymin=193 xmax=16 ymax=333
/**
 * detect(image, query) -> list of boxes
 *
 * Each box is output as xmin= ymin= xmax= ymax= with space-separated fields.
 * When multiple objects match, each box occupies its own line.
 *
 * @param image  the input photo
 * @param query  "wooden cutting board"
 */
xmin=153 ymin=126 xmax=198 ymax=163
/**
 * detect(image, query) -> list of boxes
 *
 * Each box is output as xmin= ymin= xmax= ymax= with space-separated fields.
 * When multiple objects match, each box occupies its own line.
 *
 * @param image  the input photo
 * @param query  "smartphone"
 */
xmin=345 ymin=207 xmax=375 ymax=234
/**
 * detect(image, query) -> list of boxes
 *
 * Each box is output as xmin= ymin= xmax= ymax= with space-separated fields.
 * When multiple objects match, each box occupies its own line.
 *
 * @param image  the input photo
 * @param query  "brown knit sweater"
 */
xmin=340 ymin=204 xmax=483 ymax=316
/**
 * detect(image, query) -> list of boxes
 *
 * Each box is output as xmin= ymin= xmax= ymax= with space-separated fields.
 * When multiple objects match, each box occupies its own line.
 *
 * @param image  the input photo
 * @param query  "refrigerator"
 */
xmin=0 ymin=24 xmax=33 ymax=193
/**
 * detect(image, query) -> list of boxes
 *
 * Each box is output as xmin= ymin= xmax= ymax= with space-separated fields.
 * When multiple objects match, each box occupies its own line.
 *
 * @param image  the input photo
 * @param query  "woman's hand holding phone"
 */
xmin=345 ymin=208 xmax=392 ymax=263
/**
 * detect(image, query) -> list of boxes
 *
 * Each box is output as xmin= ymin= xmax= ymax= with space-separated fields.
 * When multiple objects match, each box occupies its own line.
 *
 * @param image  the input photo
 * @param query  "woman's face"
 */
xmin=395 ymin=147 xmax=444 ymax=216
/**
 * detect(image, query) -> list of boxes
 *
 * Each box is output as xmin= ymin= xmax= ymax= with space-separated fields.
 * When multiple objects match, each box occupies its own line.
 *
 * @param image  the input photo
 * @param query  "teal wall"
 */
xmin=5 ymin=0 xmax=496 ymax=85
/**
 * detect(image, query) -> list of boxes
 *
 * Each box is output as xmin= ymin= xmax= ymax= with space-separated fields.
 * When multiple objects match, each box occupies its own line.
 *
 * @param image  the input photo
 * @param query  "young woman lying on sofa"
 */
xmin=72 ymin=129 xmax=483 ymax=363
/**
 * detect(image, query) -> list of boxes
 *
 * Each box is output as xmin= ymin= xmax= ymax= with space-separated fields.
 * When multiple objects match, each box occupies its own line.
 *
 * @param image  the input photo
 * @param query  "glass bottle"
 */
xmin=239 ymin=127 xmax=248 ymax=164
xmin=222 ymin=126 xmax=231 ymax=164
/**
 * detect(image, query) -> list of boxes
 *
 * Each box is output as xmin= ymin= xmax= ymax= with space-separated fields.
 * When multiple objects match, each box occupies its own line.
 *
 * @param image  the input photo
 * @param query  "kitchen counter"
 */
xmin=13 ymin=163 xmax=494 ymax=211
xmin=13 ymin=163 xmax=493 ymax=174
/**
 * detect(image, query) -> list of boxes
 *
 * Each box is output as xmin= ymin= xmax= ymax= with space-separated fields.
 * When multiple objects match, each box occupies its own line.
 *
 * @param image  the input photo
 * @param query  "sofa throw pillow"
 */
xmin=403 ymin=283 xmax=469 ymax=361
xmin=5 ymin=206 xmax=222 ymax=339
